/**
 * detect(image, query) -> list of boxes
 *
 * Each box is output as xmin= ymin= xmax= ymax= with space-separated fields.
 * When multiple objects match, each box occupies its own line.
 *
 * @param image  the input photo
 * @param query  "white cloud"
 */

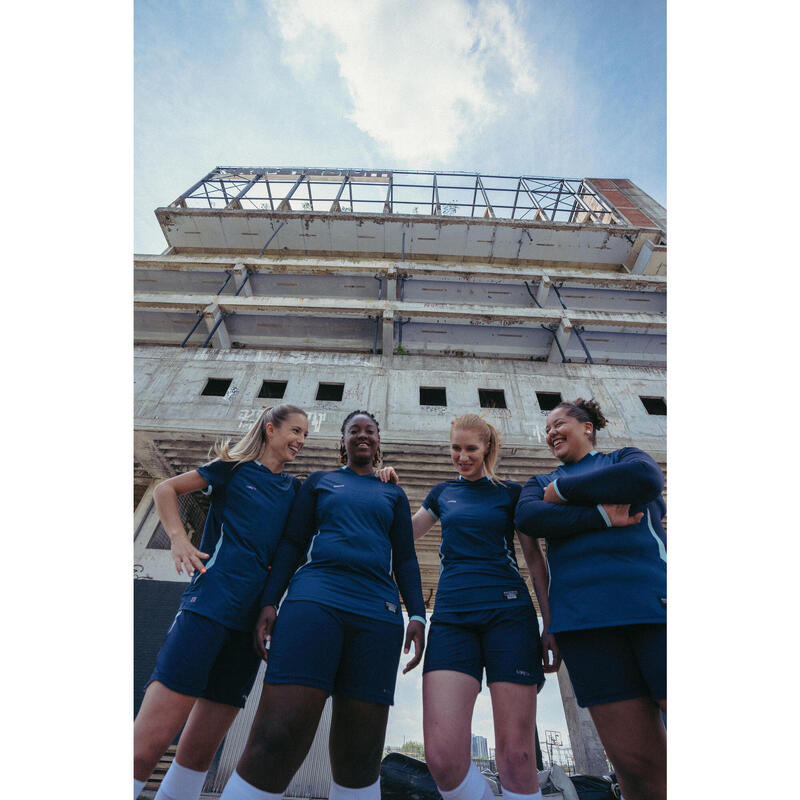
xmin=267 ymin=0 xmax=537 ymax=163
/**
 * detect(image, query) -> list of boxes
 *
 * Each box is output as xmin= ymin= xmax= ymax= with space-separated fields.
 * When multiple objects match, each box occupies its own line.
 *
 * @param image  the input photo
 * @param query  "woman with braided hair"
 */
xmin=514 ymin=398 xmax=666 ymax=800
xmin=219 ymin=410 xmax=426 ymax=800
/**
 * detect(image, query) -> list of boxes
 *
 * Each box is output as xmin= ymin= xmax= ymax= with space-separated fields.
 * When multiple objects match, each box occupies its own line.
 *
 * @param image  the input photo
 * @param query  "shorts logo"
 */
xmin=503 ymin=590 xmax=519 ymax=600
xmin=384 ymin=601 xmax=398 ymax=614
xmin=189 ymin=597 xmax=197 ymax=603
xmin=516 ymin=669 xmax=530 ymax=676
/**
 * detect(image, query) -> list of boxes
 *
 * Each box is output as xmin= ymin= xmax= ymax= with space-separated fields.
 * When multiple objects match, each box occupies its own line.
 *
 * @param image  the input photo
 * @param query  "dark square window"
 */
xmin=640 ymin=396 xmax=667 ymax=415
xmin=201 ymin=378 xmax=232 ymax=397
xmin=259 ymin=380 xmax=288 ymax=399
xmin=420 ymin=387 xmax=447 ymax=406
xmin=478 ymin=389 xmax=507 ymax=409
xmin=316 ymin=382 xmax=345 ymax=402
xmin=536 ymin=391 xmax=562 ymax=412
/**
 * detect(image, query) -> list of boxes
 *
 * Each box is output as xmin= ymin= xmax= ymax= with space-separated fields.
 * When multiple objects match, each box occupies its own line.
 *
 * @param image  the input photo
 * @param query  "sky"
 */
xmin=134 ymin=0 xmax=665 ymax=254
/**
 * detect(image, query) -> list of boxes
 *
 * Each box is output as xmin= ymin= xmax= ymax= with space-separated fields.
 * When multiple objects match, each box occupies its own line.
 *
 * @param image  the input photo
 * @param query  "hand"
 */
xmin=602 ymin=503 xmax=644 ymax=527
xmin=376 ymin=466 xmax=399 ymax=484
xmin=402 ymin=619 xmax=425 ymax=673
xmin=170 ymin=534 xmax=209 ymax=577
xmin=252 ymin=605 xmax=278 ymax=663
xmin=542 ymin=483 xmax=564 ymax=504
xmin=541 ymin=632 xmax=561 ymax=673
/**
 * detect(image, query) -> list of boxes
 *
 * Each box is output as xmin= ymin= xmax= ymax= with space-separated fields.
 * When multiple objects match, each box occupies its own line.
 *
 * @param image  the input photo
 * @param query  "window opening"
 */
xmin=316 ymin=383 xmax=345 ymax=401
xmin=201 ymin=378 xmax=232 ymax=397
xmin=478 ymin=389 xmax=507 ymax=409
xmin=420 ymin=387 xmax=447 ymax=406
xmin=259 ymin=380 xmax=288 ymax=399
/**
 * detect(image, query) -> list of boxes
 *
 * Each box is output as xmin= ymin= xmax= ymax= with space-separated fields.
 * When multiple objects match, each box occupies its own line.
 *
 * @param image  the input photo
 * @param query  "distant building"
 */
xmin=471 ymin=734 xmax=489 ymax=759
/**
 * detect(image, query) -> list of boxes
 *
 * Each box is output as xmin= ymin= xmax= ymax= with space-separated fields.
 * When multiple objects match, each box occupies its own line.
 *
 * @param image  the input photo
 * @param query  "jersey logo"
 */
xmin=503 ymin=590 xmax=519 ymax=600
xmin=384 ymin=601 xmax=398 ymax=614
xmin=246 ymin=485 xmax=257 ymax=491
xmin=447 ymin=500 xmax=457 ymax=503
xmin=332 ymin=484 xmax=345 ymax=488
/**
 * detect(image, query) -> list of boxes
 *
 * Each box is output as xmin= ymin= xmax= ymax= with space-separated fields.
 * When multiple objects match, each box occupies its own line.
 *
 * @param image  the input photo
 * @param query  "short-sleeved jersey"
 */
xmin=422 ymin=477 xmax=531 ymax=614
xmin=261 ymin=467 xmax=425 ymax=624
xmin=515 ymin=448 xmax=666 ymax=634
xmin=178 ymin=459 xmax=301 ymax=631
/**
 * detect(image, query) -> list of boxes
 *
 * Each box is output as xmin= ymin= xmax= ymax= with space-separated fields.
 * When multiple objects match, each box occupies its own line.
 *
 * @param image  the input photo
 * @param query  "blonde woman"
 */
xmin=388 ymin=415 xmax=557 ymax=800
xmin=133 ymin=404 xmax=309 ymax=800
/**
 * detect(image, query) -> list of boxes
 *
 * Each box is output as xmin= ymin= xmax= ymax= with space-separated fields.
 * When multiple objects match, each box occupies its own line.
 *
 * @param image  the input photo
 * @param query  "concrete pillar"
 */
xmin=382 ymin=309 xmax=394 ymax=359
xmin=387 ymin=265 xmax=398 ymax=300
xmin=536 ymin=275 xmax=551 ymax=306
xmin=204 ymin=305 xmax=232 ymax=349
xmin=547 ymin=318 xmax=571 ymax=363
xmin=232 ymin=262 xmax=253 ymax=296
xmin=556 ymin=663 xmax=608 ymax=776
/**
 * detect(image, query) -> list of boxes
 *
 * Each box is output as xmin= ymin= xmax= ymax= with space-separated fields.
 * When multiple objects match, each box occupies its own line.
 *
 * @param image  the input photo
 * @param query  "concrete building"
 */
xmin=471 ymin=734 xmax=489 ymax=760
xmin=134 ymin=167 xmax=666 ymax=793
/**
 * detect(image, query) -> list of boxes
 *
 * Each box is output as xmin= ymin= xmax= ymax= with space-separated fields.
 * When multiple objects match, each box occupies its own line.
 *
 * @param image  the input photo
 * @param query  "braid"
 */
xmin=339 ymin=410 xmax=383 ymax=467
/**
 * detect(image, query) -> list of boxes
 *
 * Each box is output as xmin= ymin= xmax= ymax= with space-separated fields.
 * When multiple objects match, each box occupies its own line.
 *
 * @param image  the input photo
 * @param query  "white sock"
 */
xmin=438 ymin=763 xmax=494 ymax=800
xmin=154 ymin=760 xmax=208 ymax=800
xmin=134 ymin=778 xmax=147 ymax=799
xmin=328 ymin=777 xmax=381 ymax=800
xmin=501 ymin=788 xmax=542 ymax=800
xmin=219 ymin=769 xmax=283 ymax=800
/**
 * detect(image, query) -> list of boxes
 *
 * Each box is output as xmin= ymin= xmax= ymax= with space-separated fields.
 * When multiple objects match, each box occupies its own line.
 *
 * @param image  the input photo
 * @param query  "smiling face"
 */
xmin=545 ymin=406 xmax=594 ymax=464
xmin=342 ymin=413 xmax=380 ymax=471
xmin=450 ymin=427 xmax=489 ymax=481
xmin=264 ymin=412 xmax=309 ymax=464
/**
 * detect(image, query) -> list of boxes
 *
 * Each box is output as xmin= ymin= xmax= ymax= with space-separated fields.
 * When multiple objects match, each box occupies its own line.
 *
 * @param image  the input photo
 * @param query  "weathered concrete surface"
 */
xmin=557 ymin=663 xmax=609 ymax=776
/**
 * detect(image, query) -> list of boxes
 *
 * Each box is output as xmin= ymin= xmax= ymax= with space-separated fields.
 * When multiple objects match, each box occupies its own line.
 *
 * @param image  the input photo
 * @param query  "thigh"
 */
xmin=134 ymin=680 xmax=197 ymax=759
xmin=266 ymin=599 xmax=344 ymax=694
xmin=555 ymin=626 xmax=649 ymax=707
xmin=423 ymin=614 xmax=484 ymax=683
xmin=203 ymin=627 xmax=261 ymax=708
xmin=176 ymin=698 xmax=240 ymax=771
xmin=147 ymin=610 xmax=230 ymax=698
xmin=422 ymin=670 xmax=480 ymax=761
xmin=482 ymin=606 xmax=544 ymax=688
xmin=329 ymin=695 xmax=391 ymax=787
xmin=334 ymin=611 xmax=404 ymax=705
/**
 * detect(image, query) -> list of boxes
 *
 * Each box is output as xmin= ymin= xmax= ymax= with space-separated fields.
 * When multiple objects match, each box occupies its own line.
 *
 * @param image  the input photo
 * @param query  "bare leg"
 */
xmin=488 ymin=682 xmax=539 ymax=794
xmin=328 ymin=695 xmax=391 ymax=787
xmin=134 ymin=681 xmax=197 ymax=781
xmin=174 ymin=698 xmax=241 ymax=771
xmin=588 ymin=697 xmax=666 ymax=800
xmin=422 ymin=671 xmax=481 ymax=791
xmin=235 ymin=684 xmax=329 ymax=793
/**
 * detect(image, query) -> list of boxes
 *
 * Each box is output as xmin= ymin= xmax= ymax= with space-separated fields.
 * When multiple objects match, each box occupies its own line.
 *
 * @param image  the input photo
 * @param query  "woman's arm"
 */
xmin=517 ymin=532 xmax=560 ymax=673
xmin=153 ymin=471 xmax=210 ymax=576
xmin=549 ymin=448 xmax=664 ymax=506
xmin=515 ymin=477 xmax=610 ymax=539
xmin=412 ymin=507 xmax=436 ymax=540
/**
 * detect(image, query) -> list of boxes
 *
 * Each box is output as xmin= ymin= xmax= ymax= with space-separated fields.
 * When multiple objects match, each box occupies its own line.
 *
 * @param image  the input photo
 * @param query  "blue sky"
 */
xmin=135 ymin=0 xmax=665 ymax=254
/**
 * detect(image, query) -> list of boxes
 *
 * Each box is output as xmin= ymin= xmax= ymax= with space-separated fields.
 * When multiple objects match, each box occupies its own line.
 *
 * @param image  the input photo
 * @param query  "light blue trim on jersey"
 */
xmin=200 ymin=483 xmax=213 ymax=496
xmin=645 ymin=509 xmax=667 ymax=562
xmin=551 ymin=478 xmax=567 ymax=502
xmin=421 ymin=503 xmax=439 ymax=521
xmin=409 ymin=615 xmax=426 ymax=625
xmin=596 ymin=505 xmax=612 ymax=527
xmin=504 ymin=539 xmax=521 ymax=575
xmin=166 ymin=609 xmax=182 ymax=634
xmin=204 ymin=524 xmax=225 ymax=570
xmin=297 ymin=529 xmax=321 ymax=572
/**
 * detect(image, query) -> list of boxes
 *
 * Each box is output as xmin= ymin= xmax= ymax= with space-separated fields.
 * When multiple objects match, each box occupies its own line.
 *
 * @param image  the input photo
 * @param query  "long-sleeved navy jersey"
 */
xmin=514 ymin=448 xmax=666 ymax=633
xmin=179 ymin=459 xmax=301 ymax=631
xmin=261 ymin=467 xmax=426 ymax=623
xmin=422 ymin=477 xmax=532 ymax=614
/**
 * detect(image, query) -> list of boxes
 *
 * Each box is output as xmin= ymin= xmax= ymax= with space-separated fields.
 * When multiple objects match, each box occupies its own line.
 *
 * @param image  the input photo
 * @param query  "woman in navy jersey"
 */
xmin=133 ymin=404 xmax=309 ymax=800
xmin=389 ymin=414 xmax=557 ymax=800
xmin=514 ymin=399 xmax=666 ymax=800
xmin=219 ymin=410 xmax=426 ymax=800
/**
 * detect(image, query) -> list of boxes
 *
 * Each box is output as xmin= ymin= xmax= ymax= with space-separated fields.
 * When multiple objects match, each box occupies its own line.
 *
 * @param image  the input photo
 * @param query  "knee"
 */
xmin=134 ymin=728 xmax=175 ymax=778
xmin=495 ymin=742 xmax=536 ymax=788
xmin=424 ymin=743 xmax=469 ymax=791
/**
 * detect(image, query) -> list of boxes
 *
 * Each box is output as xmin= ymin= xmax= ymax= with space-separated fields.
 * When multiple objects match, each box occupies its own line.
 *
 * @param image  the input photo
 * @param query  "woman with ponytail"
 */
xmin=514 ymin=399 xmax=666 ymax=800
xmin=219 ymin=410 xmax=425 ymax=800
xmin=387 ymin=414 xmax=557 ymax=800
xmin=134 ymin=404 xmax=309 ymax=800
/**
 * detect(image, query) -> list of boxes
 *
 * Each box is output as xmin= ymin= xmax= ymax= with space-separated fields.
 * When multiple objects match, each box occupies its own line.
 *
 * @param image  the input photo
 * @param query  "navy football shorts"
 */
xmin=265 ymin=599 xmax=405 ymax=705
xmin=555 ymin=623 xmax=666 ymax=708
xmin=146 ymin=609 xmax=260 ymax=708
xmin=423 ymin=605 xmax=544 ymax=688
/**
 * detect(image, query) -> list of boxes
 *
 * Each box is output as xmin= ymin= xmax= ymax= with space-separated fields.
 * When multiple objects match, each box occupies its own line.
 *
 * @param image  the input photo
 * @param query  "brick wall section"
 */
xmin=586 ymin=178 xmax=659 ymax=228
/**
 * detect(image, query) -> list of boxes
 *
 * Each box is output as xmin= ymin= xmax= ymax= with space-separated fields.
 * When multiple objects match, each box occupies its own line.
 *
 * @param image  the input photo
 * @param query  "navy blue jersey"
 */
xmin=423 ymin=477 xmax=531 ymax=613
xmin=261 ymin=467 xmax=426 ymax=623
xmin=179 ymin=459 xmax=301 ymax=631
xmin=515 ymin=448 xmax=666 ymax=634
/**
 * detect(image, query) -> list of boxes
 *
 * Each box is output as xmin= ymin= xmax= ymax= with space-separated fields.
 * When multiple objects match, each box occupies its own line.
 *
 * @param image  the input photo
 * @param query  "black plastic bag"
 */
xmin=380 ymin=753 xmax=443 ymax=800
xmin=569 ymin=774 xmax=620 ymax=799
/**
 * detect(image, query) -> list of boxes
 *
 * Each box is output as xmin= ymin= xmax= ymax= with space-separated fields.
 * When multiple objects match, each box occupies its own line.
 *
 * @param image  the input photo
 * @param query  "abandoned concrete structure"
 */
xmin=134 ymin=167 xmax=666 ymax=794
